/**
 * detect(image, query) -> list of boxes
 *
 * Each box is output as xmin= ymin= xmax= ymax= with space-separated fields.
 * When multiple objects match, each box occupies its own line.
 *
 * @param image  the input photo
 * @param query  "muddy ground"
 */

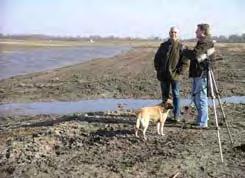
xmin=0 ymin=43 xmax=244 ymax=103
xmin=0 ymin=104 xmax=244 ymax=178
xmin=0 ymin=42 xmax=244 ymax=177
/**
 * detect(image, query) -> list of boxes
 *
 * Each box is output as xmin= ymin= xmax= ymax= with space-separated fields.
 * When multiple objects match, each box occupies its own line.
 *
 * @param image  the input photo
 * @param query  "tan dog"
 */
xmin=135 ymin=99 xmax=173 ymax=140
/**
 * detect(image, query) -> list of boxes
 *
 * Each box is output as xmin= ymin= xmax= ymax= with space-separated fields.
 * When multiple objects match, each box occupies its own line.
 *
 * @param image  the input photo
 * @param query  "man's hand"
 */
xmin=207 ymin=47 xmax=215 ymax=56
xmin=197 ymin=47 xmax=215 ymax=63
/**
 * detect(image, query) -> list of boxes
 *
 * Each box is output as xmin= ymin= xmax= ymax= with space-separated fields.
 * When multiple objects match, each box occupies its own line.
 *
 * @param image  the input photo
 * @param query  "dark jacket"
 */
xmin=154 ymin=39 xmax=187 ymax=81
xmin=183 ymin=37 xmax=215 ymax=78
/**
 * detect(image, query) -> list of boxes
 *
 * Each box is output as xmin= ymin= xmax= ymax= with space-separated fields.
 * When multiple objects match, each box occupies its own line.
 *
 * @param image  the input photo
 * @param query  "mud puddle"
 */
xmin=0 ymin=96 xmax=244 ymax=116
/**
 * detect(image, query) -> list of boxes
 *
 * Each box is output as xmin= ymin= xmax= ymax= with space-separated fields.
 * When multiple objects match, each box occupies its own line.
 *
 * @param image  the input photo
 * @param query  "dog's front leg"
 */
xmin=157 ymin=122 xmax=160 ymax=135
xmin=160 ymin=122 xmax=165 ymax=136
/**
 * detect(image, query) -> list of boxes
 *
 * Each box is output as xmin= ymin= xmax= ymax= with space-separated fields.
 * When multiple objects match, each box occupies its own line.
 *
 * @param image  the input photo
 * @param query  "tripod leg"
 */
xmin=208 ymin=71 xmax=224 ymax=162
xmin=210 ymin=70 xmax=233 ymax=145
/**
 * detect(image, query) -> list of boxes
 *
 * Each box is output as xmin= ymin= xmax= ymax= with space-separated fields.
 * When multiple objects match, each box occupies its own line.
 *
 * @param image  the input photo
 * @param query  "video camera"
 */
xmin=183 ymin=45 xmax=223 ymax=70
xmin=196 ymin=47 xmax=215 ymax=63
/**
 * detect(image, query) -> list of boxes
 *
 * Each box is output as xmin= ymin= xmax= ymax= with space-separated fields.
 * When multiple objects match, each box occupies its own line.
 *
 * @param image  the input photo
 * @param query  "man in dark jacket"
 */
xmin=183 ymin=23 xmax=215 ymax=128
xmin=154 ymin=27 xmax=188 ymax=122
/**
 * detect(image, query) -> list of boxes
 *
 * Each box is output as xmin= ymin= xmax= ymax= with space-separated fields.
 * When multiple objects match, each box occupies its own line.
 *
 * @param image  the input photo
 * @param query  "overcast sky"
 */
xmin=1 ymin=0 xmax=245 ymax=39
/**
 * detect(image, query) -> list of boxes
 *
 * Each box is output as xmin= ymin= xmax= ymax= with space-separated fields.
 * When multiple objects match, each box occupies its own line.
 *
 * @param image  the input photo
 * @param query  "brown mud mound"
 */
xmin=0 ymin=104 xmax=244 ymax=178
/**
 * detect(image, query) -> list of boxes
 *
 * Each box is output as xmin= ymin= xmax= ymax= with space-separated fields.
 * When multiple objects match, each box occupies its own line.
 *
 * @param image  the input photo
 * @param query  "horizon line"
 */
xmin=1 ymin=32 xmax=244 ymax=40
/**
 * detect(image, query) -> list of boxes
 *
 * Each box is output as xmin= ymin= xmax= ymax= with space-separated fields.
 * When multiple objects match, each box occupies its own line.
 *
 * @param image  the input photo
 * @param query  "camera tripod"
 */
xmin=204 ymin=60 xmax=233 ymax=163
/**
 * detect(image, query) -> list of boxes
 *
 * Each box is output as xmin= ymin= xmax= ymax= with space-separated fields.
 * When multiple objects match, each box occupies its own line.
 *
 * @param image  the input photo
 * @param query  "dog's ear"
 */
xmin=159 ymin=102 xmax=165 ymax=107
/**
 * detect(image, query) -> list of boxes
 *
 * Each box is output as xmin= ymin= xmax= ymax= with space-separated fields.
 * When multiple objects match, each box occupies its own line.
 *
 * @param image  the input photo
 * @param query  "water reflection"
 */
xmin=0 ymin=46 xmax=130 ymax=80
xmin=0 ymin=96 xmax=244 ymax=116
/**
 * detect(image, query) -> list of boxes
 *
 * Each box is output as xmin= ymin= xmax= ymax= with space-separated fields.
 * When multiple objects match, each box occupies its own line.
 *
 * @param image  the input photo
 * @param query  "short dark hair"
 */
xmin=197 ymin=23 xmax=211 ymax=37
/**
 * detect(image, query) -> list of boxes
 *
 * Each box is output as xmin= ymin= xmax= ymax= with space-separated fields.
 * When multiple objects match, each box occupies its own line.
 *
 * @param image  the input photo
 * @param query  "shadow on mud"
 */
xmin=18 ymin=113 xmax=135 ymax=129
xmin=20 ymin=115 xmax=77 ymax=128
xmin=234 ymin=144 xmax=245 ymax=152
xmin=18 ymin=114 xmax=183 ymax=130
xmin=91 ymin=129 xmax=134 ymax=138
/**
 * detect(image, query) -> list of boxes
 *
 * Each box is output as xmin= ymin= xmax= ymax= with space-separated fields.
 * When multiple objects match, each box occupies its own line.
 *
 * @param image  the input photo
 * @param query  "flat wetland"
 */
xmin=0 ymin=39 xmax=244 ymax=177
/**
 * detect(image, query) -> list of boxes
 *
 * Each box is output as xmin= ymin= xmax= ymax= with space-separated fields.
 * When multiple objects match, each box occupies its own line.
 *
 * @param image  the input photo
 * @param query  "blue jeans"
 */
xmin=160 ymin=80 xmax=180 ymax=118
xmin=192 ymin=77 xmax=209 ymax=126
